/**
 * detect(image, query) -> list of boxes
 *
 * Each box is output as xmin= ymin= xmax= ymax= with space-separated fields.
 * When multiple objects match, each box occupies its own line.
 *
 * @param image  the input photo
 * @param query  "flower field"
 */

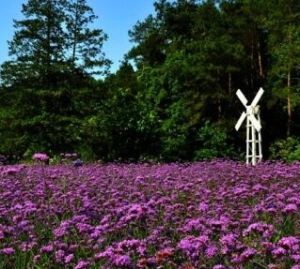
xmin=0 ymin=161 xmax=299 ymax=269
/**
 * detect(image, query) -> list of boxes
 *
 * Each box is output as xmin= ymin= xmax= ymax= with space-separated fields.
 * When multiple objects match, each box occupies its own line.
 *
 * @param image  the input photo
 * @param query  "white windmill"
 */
xmin=235 ymin=88 xmax=264 ymax=165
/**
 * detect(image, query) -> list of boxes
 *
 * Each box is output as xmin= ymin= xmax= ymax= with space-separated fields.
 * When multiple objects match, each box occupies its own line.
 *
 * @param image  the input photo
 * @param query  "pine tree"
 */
xmin=1 ymin=0 xmax=67 ymax=88
xmin=65 ymin=0 xmax=110 ymax=75
xmin=267 ymin=0 xmax=300 ymax=136
xmin=0 ymin=0 xmax=109 ymax=88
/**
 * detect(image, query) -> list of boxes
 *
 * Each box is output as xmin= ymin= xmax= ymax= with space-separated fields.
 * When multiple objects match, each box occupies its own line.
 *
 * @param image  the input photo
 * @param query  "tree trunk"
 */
xmin=72 ymin=0 xmax=80 ymax=64
xmin=218 ymin=96 xmax=222 ymax=120
xmin=287 ymin=70 xmax=292 ymax=136
xmin=46 ymin=0 xmax=52 ymax=87
xmin=250 ymin=33 xmax=254 ymax=90
xmin=287 ymin=26 xmax=292 ymax=137
xmin=228 ymin=72 xmax=232 ymax=94
xmin=257 ymin=39 xmax=264 ymax=80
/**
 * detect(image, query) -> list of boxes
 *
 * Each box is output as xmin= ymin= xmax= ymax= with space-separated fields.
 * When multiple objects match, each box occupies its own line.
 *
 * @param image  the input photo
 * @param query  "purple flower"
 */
xmin=113 ymin=255 xmax=131 ymax=267
xmin=205 ymin=245 xmax=218 ymax=258
xmin=283 ymin=203 xmax=298 ymax=214
xmin=95 ymin=247 xmax=115 ymax=260
xmin=243 ymin=222 xmax=274 ymax=237
xmin=33 ymin=255 xmax=41 ymax=263
xmin=213 ymin=265 xmax=226 ymax=269
xmin=1 ymin=247 xmax=15 ymax=255
xmin=41 ymin=244 xmax=53 ymax=253
xmin=64 ymin=254 xmax=74 ymax=264
xmin=55 ymin=249 xmax=65 ymax=263
xmin=73 ymin=159 xmax=83 ymax=167
xmin=76 ymin=223 xmax=92 ymax=233
xmin=199 ymin=202 xmax=209 ymax=212
xmin=292 ymin=255 xmax=300 ymax=263
xmin=128 ymin=204 xmax=144 ymax=215
xmin=74 ymin=260 xmax=90 ymax=269
xmin=271 ymin=247 xmax=286 ymax=257
xmin=32 ymin=152 xmax=49 ymax=162
xmin=178 ymin=235 xmax=209 ymax=258
xmin=1 ymin=160 xmax=300 ymax=268
xmin=2 ymin=167 xmax=19 ymax=175
xmin=278 ymin=236 xmax=299 ymax=251
xmin=220 ymin=233 xmax=236 ymax=247
xmin=239 ymin=248 xmax=256 ymax=262
xmin=53 ymin=227 xmax=67 ymax=237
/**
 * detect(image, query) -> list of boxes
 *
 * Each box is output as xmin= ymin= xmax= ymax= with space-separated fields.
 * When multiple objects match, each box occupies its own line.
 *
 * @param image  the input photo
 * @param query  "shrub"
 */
xmin=269 ymin=136 xmax=300 ymax=162
xmin=194 ymin=121 xmax=235 ymax=160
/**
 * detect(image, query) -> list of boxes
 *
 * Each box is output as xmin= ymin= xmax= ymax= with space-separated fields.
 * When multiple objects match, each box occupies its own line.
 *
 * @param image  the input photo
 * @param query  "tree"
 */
xmin=0 ymin=0 xmax=110 ymax=159
xmin=1 ymin=0 xmax=68 ymax=88
xmin=65 ymin=0 xmax=110 ymax=75
xmin=81 ymin=62 xmax=161 ymax=161
xmin=266 ymin=0 xmax=300 ymax=136
xmin=0 ymin=0 xmax=109 ymax=88
xmin=128 ymin=0 xmax=245 ymax=159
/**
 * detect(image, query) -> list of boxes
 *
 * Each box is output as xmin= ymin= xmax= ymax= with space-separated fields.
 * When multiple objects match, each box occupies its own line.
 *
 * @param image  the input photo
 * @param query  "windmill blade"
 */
xmin=236 ymin=89 xmax=248 ymax=107
xmin=251 ymin=87 xmax=264 ymax=107
xmin=249 ymin=113 xmax=262 ymax=131
xmin=235 ymin=112 xmax=247 ymax=131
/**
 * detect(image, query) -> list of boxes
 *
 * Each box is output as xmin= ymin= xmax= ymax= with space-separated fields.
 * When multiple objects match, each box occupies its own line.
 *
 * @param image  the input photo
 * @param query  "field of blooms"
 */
xmin=0 ymin=161 xmax=300 ymax=269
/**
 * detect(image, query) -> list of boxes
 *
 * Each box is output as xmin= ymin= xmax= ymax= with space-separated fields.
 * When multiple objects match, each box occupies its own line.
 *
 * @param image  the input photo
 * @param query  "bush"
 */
xmin=194 ymin=121 xmax=235 ymax=160
xmin=269 ymin=136 xmax=300 ymax=162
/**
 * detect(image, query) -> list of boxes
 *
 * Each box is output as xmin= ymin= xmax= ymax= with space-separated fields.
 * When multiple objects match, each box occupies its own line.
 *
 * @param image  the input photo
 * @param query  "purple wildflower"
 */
xmin=205 ymin=245 xmax=218 ymax=258
xmin=271 ymin=247 xmax=286 ymax=257
xmin=113 ymin=255 xmax=131 ymax=267
xmin=64 ymin=254 xmax=74 ymax=264
xmin=55 ymin=249 xmax=65 ymax=263
xmin=74 ymin=260 xmax=90 ymax=269
xmin=292 ymin=255 xmax=300 ymax=263
xmin=278 ymin=236 xmax=299 ymax=251
xmin=41 ymin=244 xmax=54 ymax=253
xmin=32 ymin=152 xmax=49 ymax=162
xmin=283 ymin=203 xmax=298 ymax=214
xmin=1 ymin=247 xmax=15 ymax=255
xmin=213 ymin=265 xmax=226 ymax=269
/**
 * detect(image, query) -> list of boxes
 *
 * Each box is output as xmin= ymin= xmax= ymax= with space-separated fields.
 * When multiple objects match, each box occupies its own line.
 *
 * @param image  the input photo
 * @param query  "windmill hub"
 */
xmin=246 ymin=106 xmax=254 ymax=115
xmin=246 ymin=105 xmax=259 ymax=115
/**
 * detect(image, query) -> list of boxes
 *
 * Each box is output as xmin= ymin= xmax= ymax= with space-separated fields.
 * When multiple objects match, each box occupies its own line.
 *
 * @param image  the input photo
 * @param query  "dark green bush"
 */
xmin=269 ymin=136 xmax=300 ymax=162
xmin=194 ymin=121 xmax=235 ymax=160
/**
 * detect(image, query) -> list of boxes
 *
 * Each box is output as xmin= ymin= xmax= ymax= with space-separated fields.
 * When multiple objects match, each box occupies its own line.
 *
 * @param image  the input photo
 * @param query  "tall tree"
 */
xmin=266 ymin=0 xmax=300 ymax=136
xmin=0 ymin=0 xmax=109 ymax=88
xmin=1 ymin=0 xmax=67 ymax=88
xmin=0 ymin=0 xmax=110 ymax=159
xmin=65 ymin=0 xmax=110 ymax=75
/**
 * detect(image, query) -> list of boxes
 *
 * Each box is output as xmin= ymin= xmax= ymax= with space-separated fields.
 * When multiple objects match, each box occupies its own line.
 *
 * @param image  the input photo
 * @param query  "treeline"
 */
xmin=1 ymin=0 xmax=300 ymax=162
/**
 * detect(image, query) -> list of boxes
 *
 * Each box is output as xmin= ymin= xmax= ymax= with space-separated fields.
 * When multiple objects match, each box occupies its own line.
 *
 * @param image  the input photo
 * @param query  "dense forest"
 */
xmin=1 ymin=0 xmax=300 ymax=163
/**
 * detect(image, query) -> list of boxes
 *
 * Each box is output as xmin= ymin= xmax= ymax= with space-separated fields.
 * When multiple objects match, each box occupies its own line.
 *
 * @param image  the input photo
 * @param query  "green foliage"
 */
xmin=1 ymin=0 xmax=300 ymax=161
xmin=49 ymin=155 xmax=62 ymax=165
xmin=194 ymin=121 xmax=235 ymax=160
xmin=269 ymin=137 xmax=300 ymax=162
xmin=79 ymin=62 xmax=160 ymax=161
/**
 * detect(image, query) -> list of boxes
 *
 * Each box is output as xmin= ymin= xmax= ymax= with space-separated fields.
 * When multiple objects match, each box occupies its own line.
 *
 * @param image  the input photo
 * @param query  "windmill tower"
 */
xmin=235 ymin=88 xmax=264 ymax=165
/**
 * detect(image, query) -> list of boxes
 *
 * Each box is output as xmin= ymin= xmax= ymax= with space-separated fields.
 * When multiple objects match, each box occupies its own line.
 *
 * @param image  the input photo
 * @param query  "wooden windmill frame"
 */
xmin=235 ymin=88 xmax=264 ymax=165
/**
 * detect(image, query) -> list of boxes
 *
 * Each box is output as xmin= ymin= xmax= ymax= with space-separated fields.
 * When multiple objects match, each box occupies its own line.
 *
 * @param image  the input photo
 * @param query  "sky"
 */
xmin=0 ymin=0 xmax=155 ymax=73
